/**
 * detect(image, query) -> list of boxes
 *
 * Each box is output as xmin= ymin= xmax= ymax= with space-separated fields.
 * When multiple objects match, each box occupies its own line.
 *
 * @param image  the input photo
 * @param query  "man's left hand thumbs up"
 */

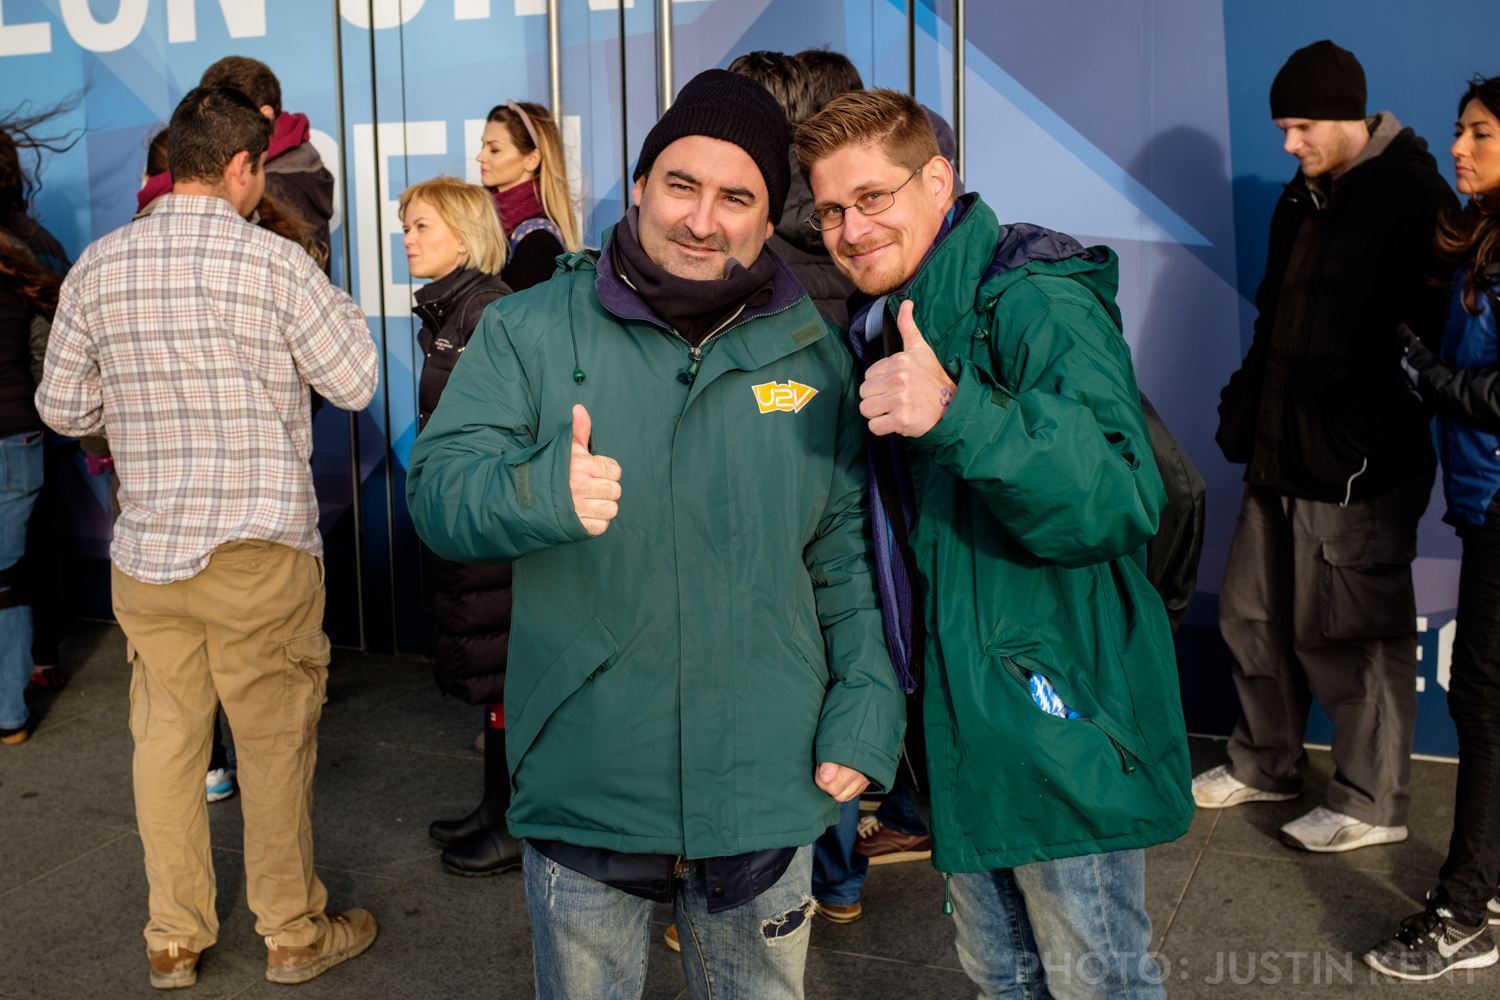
xmin=859 ymin=299 xmax=957 ymax=438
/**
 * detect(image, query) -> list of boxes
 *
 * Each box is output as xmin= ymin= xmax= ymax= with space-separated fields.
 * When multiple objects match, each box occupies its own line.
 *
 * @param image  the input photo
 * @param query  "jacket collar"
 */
xmin=593 ymin=222 xmax=810 ymax=335
xmin=413 ymin=264 xmax=499 ymax=311
xmin=849 ymin=193 xmax=997 ymax=359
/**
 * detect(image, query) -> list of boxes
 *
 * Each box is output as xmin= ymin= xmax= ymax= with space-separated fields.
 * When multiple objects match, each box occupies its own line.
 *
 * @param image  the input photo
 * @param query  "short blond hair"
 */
xmin=398 ymin=176 xmax=506 ymax=275
xmin=793 ymin=87 xmax=939 ymax=177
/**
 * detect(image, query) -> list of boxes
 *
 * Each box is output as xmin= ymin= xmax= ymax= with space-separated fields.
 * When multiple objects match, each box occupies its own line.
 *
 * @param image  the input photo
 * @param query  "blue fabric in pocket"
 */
xmin=1026 ymin=671 xmax=1082 ymax=720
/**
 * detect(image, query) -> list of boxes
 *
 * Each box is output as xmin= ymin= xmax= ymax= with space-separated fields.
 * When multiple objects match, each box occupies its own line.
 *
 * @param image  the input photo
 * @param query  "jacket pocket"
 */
xmin=1319 ymin=535 xmax=1416 ymax=640
xmin=984 ymin=618 xmax=1152 ymax=765
xmin=282 ymin=629 xmax=331 ymax=748
xmin=126 ymin=641 xmax=148 ymax=743
xmin=506 ymin=617 xmax=619 ymax=772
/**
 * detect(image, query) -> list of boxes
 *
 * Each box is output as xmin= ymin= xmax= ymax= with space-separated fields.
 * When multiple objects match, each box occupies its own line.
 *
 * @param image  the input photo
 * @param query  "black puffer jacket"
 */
xmin=769 ymin=151 xmax=853 ymax=329
xmin=415 ymin=265 xmax=513 ymax=703
xmin=1217 ymin=114 xmax=1459 ymax=503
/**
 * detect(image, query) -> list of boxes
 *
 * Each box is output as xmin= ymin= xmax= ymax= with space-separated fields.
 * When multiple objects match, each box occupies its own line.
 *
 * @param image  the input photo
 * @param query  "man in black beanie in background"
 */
xmin=1199 ymin=41 xmax=1458 ymax=852
xmin=406 ymin=68 xmax=902 ymax=1000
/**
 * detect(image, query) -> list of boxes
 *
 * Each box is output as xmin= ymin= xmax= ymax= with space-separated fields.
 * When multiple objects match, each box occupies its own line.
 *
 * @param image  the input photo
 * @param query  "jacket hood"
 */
xmin=263 ymin=141 xmax=334 ymax=221
xmin=267 ymin=112 xmax=311 ymax=161
xmin=889 ymin=195 xmax=1122 ymax=356
xmin=1298 ymin=111 xmax=1439 ymax=207
xmin=978 ymin=221 xmax=1121 ymax=330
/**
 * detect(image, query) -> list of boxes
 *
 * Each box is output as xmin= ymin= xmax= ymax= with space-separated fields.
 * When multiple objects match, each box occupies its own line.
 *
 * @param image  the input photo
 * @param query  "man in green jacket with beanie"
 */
xmin=407 ymin=69 xmax=904 ymax=1000
xmin=795 ymin=88 xmax=1192 ymax=999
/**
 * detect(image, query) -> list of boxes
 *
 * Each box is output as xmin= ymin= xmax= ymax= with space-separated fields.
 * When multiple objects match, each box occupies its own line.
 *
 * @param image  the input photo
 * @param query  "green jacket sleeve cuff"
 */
xmin=913 ymin=358 xmax=1011 ymax=457
xmin=814 ymin=738 xmax=900 ymax=794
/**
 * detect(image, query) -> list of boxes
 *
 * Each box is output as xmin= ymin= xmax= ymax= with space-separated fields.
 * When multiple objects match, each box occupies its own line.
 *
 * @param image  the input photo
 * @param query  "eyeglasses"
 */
xmin=805 ymin=167 xmax=923 ymax=232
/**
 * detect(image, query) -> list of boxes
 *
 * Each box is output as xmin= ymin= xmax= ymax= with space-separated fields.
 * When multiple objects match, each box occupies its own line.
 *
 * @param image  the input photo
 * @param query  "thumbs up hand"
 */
xmin=568 ymin=404 xmax=622 ymax=536
xmin=859 ymin=299 xmax=957 ymax=437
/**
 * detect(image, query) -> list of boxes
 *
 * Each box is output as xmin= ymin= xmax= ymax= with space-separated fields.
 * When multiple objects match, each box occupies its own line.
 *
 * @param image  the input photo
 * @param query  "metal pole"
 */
xmin=953 ymin=0 xmax=965 ymax=181
xmin=332 ymin=0 xmax=366 ymax=651
xmin=906 ymin=0 xmax=915 ymax=97
xmin=619 ymin=0 xmax=630 ymax=207
xmin=364 ymin=0 xmax=399 ymax=652
xmin=657 ymin=0 xmax=673 ymax=113
xmin=547 ymin=0 xmax=562 ymax=117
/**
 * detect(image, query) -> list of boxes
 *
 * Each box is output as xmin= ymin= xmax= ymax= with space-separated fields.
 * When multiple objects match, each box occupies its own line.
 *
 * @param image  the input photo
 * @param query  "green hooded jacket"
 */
xmin=405 ymin=237 xmax=905 ymax=858
xmin=886 ymin=196 xmax=1193 ymax=873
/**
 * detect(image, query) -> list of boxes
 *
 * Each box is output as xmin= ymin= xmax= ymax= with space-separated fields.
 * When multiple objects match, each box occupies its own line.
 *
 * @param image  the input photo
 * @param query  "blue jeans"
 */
xmin=812 ymin=771 xmax=928 ymax=906
xmin=524 ymin=841 xmax=815 ymax=1000
xmin=950 ymin=849 xmax=1165 ymax=1000
xmin=0 ymin=431 xmax=41 ymax=730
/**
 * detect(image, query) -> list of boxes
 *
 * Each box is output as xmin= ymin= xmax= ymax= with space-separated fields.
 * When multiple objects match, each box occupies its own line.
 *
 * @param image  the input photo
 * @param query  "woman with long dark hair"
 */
xmin=475 ymin=100 xmax=579 ymax=290
xmin=0 ymin=232 xmax=58 ymax=743
xmin=2 ymin=99 xmax=79 ymax=698
xmin=1366 ymin=75 xmax=1500 ymax=980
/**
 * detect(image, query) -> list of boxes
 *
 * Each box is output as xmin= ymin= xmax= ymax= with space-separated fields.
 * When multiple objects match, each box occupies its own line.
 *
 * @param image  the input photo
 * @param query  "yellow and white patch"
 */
xmin=752 ymin=381 xmax=818 ymax=414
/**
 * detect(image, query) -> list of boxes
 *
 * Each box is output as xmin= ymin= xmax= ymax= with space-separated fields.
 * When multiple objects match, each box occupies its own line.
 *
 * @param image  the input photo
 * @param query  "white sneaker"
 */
xmin=206 ymin=767 xmax=236 ymax=803
xmin=1488 ymin=896 xmax=1499 ymax=927
xmin=1191 ymin=764 xmax=1297 ymax=809
xmin=1280 ymin=806 xmax=1407 ymax=853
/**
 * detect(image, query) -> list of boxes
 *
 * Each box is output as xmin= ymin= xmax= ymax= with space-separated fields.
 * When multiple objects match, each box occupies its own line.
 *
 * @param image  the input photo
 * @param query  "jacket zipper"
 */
xmin=675 ymin=301 xmax=748 ymax=385
xmin=942 ymin=873 xmax=953 ymax=914
xmin=1104 ymin=731 xmax=1137 ymax=775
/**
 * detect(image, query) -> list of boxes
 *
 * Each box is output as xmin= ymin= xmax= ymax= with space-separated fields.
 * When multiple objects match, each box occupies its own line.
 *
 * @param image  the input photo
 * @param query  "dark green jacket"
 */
xmin=406 ymin=238 xmax=904 ymax=858
xmin=892 ymin=197 xmax=1193 ymax=872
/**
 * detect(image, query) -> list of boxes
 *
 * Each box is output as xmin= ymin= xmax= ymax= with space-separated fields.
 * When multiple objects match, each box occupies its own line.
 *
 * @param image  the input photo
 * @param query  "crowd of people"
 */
xmin=1 ymin=35 xmax=1498 ymax=997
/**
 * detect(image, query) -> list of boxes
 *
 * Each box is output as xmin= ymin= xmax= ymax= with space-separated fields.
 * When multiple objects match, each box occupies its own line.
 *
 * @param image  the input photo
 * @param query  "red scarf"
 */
xmin=136 ymin=171 xmax=173 ymax=213
xmin=267 ymin=112 xmax=310 ymax=161
xmin=134 ymin=112 xmax=309 ymax=215
xmin=491 ymin=178 xmax=546 ymax=235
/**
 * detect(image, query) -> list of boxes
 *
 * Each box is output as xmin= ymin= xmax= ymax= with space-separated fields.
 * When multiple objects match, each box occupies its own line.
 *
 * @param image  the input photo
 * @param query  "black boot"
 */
xmin=429 ymin=710 xmax=509 ymax=847
xmin=427 ymin=798 xmax=501 ymax=847
xmin=429 ymin=707 xmax=516 ymax=857
xmin=441 ymin=827 xmax=524 ymax=876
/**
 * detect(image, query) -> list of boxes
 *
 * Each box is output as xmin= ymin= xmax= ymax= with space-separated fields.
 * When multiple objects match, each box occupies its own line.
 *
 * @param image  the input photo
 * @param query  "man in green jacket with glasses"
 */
xmin=407 ymin=69 xmax=903 ymax=1000
xmin=794 ymin=88 xmax=1192 ymax=999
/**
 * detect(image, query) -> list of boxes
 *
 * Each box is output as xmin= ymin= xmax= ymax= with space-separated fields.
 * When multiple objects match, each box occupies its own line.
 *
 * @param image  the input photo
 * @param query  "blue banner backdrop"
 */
xmin=3 ymin=0 xmax=1496 ymax=755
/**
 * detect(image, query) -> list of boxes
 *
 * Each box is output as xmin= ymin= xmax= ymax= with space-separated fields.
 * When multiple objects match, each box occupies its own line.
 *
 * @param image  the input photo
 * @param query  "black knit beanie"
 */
xmin=634 ymin=69 xmax=791 ymax=221
xmin=1270 ymin=40 xmax=1367 ymax=121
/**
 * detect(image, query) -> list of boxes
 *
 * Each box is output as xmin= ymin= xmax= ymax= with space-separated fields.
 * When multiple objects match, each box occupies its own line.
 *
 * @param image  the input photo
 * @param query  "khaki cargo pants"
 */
xmin=113 ymin=541 xmax=332 ymax=956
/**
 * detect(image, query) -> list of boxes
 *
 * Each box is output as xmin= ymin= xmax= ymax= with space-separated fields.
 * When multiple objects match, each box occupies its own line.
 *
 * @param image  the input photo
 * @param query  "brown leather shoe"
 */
xmin=148 ymin=941 xmax=199 ymax=989
xmin=853 ymin=824 xmax=933 ymax=866
xmin=664 ymin=924 xmax=681 ymax=952
xmin=264 ymin=909 xmax=377 ymax=984
xmin=817 ymin=901 xmax=862 ymax=923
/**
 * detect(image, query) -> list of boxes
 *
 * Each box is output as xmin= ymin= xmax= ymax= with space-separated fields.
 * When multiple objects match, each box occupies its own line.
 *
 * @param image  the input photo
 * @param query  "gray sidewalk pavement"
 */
xmin=0 ymin=621 xmax=1493 ymax=998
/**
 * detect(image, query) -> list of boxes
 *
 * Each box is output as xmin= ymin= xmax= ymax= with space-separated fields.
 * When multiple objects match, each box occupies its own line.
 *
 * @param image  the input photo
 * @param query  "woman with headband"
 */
xmin=424 ymin=100 xmax=578 ymax=880
xmin=474 ymin=99 xmax=580 ymax=292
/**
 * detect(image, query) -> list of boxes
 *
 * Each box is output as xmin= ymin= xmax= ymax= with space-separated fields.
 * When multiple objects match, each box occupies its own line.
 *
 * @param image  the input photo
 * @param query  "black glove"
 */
xmin=1398 ymin=323 xmax=1440 ymax=376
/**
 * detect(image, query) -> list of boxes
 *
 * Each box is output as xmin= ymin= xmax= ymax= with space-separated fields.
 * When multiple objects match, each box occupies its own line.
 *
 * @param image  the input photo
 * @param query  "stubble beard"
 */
xmin=647 ymin=224 xmax=732 ymax=280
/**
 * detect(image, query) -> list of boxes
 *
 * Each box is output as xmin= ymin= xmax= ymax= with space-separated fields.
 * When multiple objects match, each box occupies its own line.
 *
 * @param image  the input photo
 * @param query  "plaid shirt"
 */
xmin=37 ymin=195 xmax=378 ymax=585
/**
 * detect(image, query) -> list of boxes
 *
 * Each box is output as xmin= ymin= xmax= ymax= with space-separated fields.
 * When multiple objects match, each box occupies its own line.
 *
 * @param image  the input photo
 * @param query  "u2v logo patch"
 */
xmin=752 ymin=381 xmax=818 ymax=413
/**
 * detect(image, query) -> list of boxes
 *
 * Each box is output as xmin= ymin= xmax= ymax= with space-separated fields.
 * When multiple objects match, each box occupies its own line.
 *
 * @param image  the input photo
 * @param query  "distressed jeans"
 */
xmin=950 ymin=849 xmax=1165 ymax=1000
xmin=0 ymin=431 xmax=42 ymax=731
xmin=525 ymin=841 xmax=814 ymax=1000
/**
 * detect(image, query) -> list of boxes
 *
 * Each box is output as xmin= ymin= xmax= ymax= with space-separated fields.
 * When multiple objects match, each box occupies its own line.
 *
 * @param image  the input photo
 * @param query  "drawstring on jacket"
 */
xmin=568 ymin=268 xmax=586 ymax=384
